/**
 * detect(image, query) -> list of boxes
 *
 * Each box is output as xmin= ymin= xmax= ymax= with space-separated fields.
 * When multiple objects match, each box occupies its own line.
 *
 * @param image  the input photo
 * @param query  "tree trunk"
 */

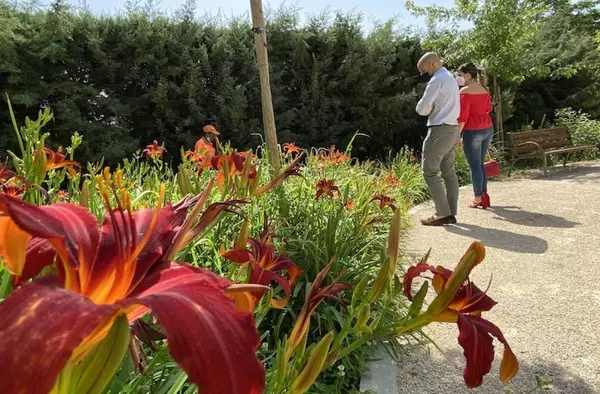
xmin=249 ymin=0 xmax=281 ymax=175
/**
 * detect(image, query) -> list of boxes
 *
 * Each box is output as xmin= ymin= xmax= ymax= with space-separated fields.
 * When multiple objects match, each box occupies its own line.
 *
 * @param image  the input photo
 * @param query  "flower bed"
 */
xmin=0 ymin=104 xmax=518 ymax=394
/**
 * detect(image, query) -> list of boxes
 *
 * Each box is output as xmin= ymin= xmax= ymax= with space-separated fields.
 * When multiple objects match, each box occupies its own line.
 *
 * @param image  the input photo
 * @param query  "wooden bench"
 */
xmin=507 ymin=127 xmax=600 ymax=176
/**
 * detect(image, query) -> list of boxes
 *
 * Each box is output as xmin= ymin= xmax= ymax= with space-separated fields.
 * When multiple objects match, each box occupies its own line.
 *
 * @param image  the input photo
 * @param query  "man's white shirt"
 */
xmin=415 ymin=67 xmax=460 ymax=126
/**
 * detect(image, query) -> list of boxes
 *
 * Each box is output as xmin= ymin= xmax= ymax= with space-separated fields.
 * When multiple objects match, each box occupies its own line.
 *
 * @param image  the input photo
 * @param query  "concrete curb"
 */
xmin=359 ymin=343 xmax=398 ymax=394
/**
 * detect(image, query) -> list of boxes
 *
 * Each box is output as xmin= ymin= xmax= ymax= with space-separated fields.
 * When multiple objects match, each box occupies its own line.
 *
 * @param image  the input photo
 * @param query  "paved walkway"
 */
xmin=396 ymin=162 xmax=600 ymax=394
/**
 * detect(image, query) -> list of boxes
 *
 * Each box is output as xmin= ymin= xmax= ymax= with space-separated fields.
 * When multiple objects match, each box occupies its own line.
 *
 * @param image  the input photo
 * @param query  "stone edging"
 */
xmin=359 ymin=342 xmax=398 ymax=394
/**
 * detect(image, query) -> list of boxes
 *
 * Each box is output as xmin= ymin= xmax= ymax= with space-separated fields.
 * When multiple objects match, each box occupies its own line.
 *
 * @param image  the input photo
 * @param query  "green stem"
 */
xmin=0 ymin=268 xmax=12 ymax=299
xmin=6 ymin=94 xmax=26 ymax=157
xmin=334 ymin=334 xmax=372 ymax=362
xmin=395 ymin=314 xmax=432 ymax=336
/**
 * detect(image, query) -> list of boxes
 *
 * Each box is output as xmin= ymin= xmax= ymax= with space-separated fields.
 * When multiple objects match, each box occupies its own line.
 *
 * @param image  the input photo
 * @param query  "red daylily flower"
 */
xmin=285 ymin=261 xmax=350 ymax=360
xmin=143 ymin=140 xmax=167 ymax=160
xmin=283 ymin=143 xmax=301 ymax=155
xmin=344 ymin=200 xmax=356 ymax=211
xmin=0 ymin=160 xmax=16 ymax=183
xmin=2 ymin=180 xmax=24 ymax=198
xmin=56 ymin=190 xmax=69 ymax=202
xmin=371 ymin=194 xmax=396 ymax=212
xmin=222 ymin=217 xmax=302 ymax=310
xmin=403 ymin=242 xmax=519 ymax=388
xmin=44 ymin=147 xmax=79 ymax=176
xmin=316 ymin=179 xmax=341 ymax=200
xmin=0 ymin=175 xmax=265 ymax=394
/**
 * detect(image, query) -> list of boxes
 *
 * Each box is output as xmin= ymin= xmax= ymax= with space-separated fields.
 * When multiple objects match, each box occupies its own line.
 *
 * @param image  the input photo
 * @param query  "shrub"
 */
xmin=555 ymin=107 xmax=600 ymax=159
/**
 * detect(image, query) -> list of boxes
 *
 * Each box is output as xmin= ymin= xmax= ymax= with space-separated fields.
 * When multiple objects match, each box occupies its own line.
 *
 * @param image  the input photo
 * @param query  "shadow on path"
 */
xmin=489 ymin=206 xmax=580 ymax=228
xmin=444 ymin=223 xmax=548 ymax=254
xmin=396 ymin=346 xmax=597 ymax=394
xmin=527 ymin=162 xmax=600 ymax=182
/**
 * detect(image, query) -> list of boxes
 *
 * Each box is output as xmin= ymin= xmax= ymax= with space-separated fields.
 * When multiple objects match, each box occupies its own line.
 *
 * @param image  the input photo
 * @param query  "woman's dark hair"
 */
xmin=458 ymin=62 xmax=488 ymax=90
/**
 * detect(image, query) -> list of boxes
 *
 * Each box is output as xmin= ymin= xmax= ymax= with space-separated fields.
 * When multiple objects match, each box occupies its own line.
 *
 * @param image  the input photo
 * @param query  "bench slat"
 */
xmin=509 ymin=128 xmax=569 ymax=141
xmin=508 ymin=128 xmax=572 ymax=153
xmin=514 ymin=140 xmax=571 ymax=154
xmin=510 ymin=134 xmax=570 ymax=145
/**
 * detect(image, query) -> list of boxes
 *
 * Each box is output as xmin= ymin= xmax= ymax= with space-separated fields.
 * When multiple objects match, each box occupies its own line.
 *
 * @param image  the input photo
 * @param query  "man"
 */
xmin=415 ymin=52 xmax=460 ymax=226
xmin=194 ymin=120 xmax=220 ymax=158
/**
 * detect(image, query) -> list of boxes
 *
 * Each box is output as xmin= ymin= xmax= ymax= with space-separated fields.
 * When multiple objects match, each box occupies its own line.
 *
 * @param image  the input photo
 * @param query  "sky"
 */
xmin=67 ymin=0 xmax=457 ymax=32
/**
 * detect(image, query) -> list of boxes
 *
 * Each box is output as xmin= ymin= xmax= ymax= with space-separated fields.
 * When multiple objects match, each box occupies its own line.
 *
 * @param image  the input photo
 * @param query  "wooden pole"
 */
xmin=249 ymin=0 xmax=281 ymax=175
xmin=493 ymin=76 xmax=504 ymax=148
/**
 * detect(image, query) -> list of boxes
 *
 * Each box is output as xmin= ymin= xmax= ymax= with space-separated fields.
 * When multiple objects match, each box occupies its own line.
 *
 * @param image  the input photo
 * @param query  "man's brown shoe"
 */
xmin=420 ymin=215 xmax=456 ymax=226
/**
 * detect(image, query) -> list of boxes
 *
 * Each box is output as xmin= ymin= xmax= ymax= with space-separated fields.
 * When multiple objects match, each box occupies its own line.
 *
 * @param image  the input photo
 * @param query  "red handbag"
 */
xmin=484 ymin=160 xmax=500 ymax=178
xmin=484 ymin=149 xmax=500 ymax=178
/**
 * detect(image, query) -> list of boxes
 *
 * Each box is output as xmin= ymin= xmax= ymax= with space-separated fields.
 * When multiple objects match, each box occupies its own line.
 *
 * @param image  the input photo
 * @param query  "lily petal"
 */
xmin=402 ymin=262 xmax=437 ymax=300
xmin=222 ymin=249 xmax=255 ymax=264
xmin=0 ymin=195 xmax=100 ymax=292
xmin=0 ymin=277 xmax=118 ymax=394
xmin=18 ymin=238 xmax=57 ymax=285
xmin=127 ymin=263 xmax=265 ymax=394
xmin=0 ymin=263 xmax=266 ymax=394
xmin=456 ymin=314 xmax=518 ymax=388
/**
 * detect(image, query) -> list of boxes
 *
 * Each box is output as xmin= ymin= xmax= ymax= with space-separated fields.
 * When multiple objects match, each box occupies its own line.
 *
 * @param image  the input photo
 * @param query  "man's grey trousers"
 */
xmin=421 ymin=124 xmax=460 ymax=218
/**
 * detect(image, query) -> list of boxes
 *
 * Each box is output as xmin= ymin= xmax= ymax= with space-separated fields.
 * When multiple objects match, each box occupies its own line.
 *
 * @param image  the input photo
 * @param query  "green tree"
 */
xmin=406 ymin=0 xmax=549 ymax=140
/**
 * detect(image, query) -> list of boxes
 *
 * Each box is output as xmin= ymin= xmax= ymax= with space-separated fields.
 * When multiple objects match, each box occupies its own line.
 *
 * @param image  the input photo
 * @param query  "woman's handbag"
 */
xmin=484 ymin=148 xmax=500 ymax=178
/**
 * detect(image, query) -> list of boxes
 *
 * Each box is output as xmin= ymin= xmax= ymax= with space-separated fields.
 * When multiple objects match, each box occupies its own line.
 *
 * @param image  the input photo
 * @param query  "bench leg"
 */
xmin=542 ymin=154 xmax=548 ymax=175
xmin=563 ymin=152 xmax=572 ymax=167
xmin=508 ymin=159 xmax=518 ymax=177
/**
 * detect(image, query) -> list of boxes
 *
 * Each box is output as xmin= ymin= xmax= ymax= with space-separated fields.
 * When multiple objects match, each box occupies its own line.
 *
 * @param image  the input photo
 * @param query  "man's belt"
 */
xmin=429 ymin=123 xmax=458 ymax=128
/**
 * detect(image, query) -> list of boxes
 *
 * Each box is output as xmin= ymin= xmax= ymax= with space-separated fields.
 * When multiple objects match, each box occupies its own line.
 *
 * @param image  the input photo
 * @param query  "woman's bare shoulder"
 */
xmin=461 ymin=84 xmax=488 ymax=94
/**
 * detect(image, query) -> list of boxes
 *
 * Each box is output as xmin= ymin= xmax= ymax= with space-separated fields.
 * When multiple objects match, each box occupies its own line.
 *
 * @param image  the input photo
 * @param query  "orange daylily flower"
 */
xmin=185 ymin=150 xmax=211 ymax=173
xmin=344 ymin=200 xmax=356 ymax=210
xmin=383 ymin=172 xmax=402 ymax=187
xmin=317 ymin=146 xmax=351 ymax=165
xmin=56 ymin=190 xmax=70 ymax=202
xmin=283 ymin=143 xmax=301 ymax=155
xmin=44 ymin=147 xmax=79 ymax=176
xmin=143 ymin=140 xmax=167 ymax=160
xmin=211 ymin=151 xmax=258 ymax=190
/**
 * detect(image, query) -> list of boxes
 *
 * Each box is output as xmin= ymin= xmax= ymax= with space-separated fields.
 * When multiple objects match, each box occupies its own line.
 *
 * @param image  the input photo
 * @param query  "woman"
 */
xmin=456 ymin=63 xmax=494 ymax=209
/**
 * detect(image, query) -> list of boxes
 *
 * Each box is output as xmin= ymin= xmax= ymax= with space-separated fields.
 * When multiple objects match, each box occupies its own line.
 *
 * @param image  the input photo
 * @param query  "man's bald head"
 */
xmin=417 ymin=52 xmax=443 ymax=76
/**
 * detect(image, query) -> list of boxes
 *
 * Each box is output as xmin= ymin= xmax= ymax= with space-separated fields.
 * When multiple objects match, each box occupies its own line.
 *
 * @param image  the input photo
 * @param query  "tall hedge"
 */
xmin=3 ymin=0 xmax=598 ymax=166
xmin=0 ymin=1 xmax=428 ymax=165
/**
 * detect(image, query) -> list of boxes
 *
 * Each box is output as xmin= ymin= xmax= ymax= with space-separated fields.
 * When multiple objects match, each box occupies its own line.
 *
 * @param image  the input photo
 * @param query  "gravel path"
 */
xmin=396 ymin=162 xmax=600 ymax=394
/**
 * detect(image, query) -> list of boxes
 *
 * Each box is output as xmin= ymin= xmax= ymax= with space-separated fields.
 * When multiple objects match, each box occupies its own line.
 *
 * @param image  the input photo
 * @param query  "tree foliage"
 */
xmin=1 ymin=0 xmax=599 ymax=164
xmin=0 ymin=0 xmax=428 ymax=166
xmin=406 ymin=0 xmax=549 ymax=82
